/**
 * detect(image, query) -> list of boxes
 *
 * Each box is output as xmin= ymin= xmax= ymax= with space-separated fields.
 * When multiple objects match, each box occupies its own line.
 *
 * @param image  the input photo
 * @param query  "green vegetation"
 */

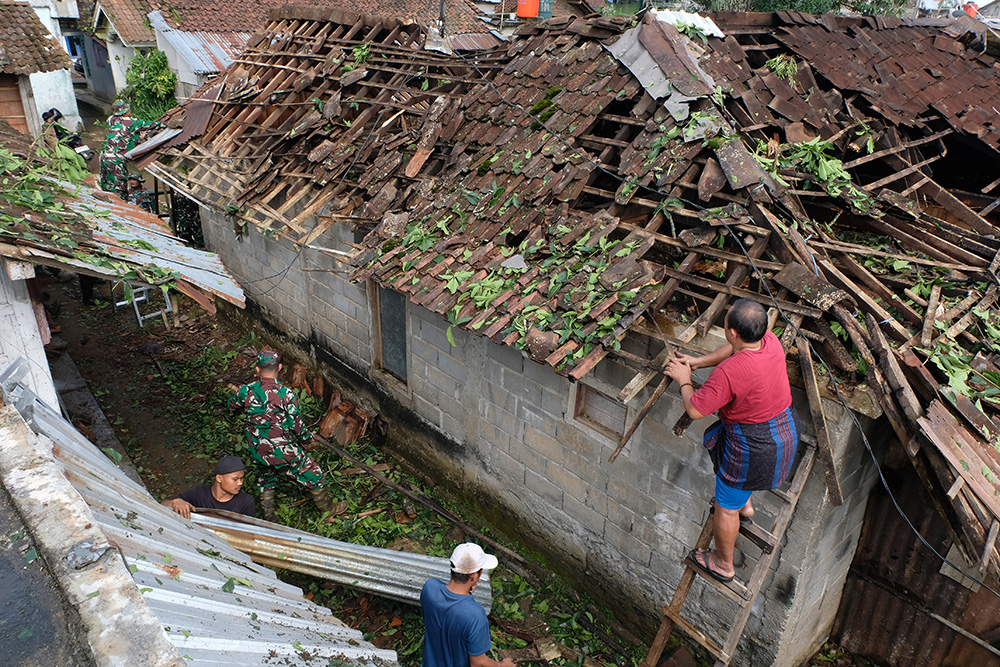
xmin=138 ymin=335 xmax=642 ymax=667
xmin=751 ymin=137 xmax=874 ymax=211
xmin=765 ymin=55 xmax=798 ymax=82
xmin=124 ymin=50 xmax=178 ymax=121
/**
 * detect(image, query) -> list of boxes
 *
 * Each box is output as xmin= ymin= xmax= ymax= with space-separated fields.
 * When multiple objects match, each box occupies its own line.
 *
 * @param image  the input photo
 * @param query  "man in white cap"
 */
xmin=420 ymin=543 xmax=514 ymax=667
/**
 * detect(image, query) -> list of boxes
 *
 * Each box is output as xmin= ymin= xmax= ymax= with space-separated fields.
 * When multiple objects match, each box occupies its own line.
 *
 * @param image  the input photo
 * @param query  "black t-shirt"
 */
xmin=177 ymin=485 xmax=255 ymax=517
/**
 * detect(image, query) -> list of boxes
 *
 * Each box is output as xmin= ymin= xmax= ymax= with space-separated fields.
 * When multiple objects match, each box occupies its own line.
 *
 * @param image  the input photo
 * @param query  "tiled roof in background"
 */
xmin=0 ymin=0 xmax=72 ymax=75
xmin=150 ymin=0 xmax=491 ymax=36
xmin=94 ymin=0 xmax=155 ymax=45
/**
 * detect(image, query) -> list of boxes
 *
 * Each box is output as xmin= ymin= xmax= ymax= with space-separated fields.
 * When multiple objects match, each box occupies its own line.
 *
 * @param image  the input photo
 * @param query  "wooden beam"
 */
xmin=797 ymin=338 xmax=844 ymax=506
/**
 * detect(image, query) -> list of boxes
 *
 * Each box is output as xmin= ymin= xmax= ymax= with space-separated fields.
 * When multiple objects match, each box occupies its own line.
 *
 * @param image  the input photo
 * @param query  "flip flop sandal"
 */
xmin=690 ymin=549 xmax=735 ymax=582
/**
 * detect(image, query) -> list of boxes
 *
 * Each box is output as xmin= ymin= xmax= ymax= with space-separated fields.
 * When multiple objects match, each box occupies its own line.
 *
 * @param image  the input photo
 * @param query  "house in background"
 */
xmin=88 ymin=0 xmax=154 ymax=98
xmin=0 ymin=0 xmax=81 ymax=133
xmin=473 ymin=0 xmax=602 ymax=35
xmin=145 ymin=0 xmax=500 ymax=100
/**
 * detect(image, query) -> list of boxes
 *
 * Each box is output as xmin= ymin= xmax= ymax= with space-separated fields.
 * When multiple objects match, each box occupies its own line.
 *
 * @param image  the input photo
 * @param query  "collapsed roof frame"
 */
xmin=147 ymin=8 xmax=1000 ymax=578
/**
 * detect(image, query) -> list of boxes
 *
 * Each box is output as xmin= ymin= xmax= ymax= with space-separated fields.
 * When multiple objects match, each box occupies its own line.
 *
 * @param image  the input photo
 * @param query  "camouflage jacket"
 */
xmin=127 ymin=187 xmax=154 ymax=212
xmin=101 ymin=114 xmax=152 ymax=157
xmin=229 ymin=378 xmax=312 ymax=446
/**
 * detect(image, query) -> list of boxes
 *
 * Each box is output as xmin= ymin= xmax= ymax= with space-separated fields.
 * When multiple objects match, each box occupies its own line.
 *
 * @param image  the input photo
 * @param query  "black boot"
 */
xmin=260 ymin=488 xmax=276 ymax=521
xmin=309 ymin=488 xmax=347 ymax=518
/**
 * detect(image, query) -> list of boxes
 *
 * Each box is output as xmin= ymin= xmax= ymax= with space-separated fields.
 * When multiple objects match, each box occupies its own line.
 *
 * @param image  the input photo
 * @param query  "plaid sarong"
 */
xmin=703 ymin=405 xmax=799 ymax=491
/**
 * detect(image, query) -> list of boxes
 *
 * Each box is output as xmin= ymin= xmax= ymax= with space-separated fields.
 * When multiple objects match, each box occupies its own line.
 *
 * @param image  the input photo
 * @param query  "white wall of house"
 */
xmin=195 ymin=206 xmax=887 ymax=666
xmin=27 ymin=68 xmax=82 ymax=131
xmin=0 ymin=264 xmax=59 ymax=408
xmin=106 ymin=36 xmax=136 ymax=94
xmin=153 ymin=31 xmax=204 ymax=101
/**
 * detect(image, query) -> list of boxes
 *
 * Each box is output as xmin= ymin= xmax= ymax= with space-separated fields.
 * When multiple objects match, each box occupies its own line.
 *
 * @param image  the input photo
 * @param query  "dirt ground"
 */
xmin=36 ymin=266 xmax=877 ymax=667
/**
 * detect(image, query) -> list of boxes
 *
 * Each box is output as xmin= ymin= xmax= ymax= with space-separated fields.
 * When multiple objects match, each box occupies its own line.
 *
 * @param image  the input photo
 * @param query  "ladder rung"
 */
xmin=739 ymin=520 xmax=778 ymax=554
xmin=707 ymin=503 xmax=779 ymax=553
xmin=684 ymin=553 xmax=751 ymax=601
xmin=663 ymin=605 xmax=730 ymax=663
xmin=768 ymin=487 xmax=792 ymax=502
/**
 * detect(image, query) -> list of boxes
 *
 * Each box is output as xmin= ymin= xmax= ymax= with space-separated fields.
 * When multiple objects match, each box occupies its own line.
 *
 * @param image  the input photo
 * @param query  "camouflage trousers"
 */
xmin=99 ymin=155 xmax=128 ymax=198
xmin=248 ymin=438 xmax=327 ymax=492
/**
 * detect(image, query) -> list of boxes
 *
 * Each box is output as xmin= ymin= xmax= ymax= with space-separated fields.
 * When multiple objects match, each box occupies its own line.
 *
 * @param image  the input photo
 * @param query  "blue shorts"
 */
xmin=715 ymin=475 xmax=753 ymax=510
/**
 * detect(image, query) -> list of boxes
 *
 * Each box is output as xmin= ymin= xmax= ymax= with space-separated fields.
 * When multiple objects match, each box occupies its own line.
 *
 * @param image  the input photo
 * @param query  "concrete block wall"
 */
xmin=200 ymin=209 xmax=373 ymax=373
xmin=197 ymin=208 xmax=887 ymax=666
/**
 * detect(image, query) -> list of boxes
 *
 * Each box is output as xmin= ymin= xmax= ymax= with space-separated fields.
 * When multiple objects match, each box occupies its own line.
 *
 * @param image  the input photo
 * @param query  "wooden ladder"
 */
xmin=643 ymin=440 xmax=817 ymax=667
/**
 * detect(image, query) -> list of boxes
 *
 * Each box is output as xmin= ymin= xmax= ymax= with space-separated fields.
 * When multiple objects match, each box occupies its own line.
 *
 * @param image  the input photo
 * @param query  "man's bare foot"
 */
xmin=690 ymin=548 xmax=735 ymax=582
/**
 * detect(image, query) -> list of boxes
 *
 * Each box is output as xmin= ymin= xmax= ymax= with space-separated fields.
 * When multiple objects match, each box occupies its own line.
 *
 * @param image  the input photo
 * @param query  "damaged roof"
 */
xmin=148 ymin=9 xmax=1000 ymax=575
xmin=0 ymin=121 xmax=244 ymax=310
xmin=0 ymin=0 xmax=73 ymax=75
xmin=148 ymin=0 xmax=493 ymax=39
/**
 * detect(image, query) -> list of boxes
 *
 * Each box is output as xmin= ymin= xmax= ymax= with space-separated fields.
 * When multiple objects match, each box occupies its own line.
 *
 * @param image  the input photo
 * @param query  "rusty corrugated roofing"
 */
xmin=0 ymin=120 xmax=244 ymax=309
xmin=0 ymin=1 xmax=72 ymax=75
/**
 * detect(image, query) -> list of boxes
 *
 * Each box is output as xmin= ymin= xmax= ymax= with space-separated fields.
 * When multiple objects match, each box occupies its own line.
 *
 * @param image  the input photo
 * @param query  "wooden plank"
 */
xmin=662 ymin=607 xmax=726 ymax=662
xmin=819 ymin=259 xmax=912 ymax=343
xmin=616 ymin=222 xmax=783 ymax=271
xmin=841 ymin=128 xmax=952 ymax=170
xmin=866 ymin=313 xmax=923 ymax=425
xmin=618 ymin=322 xmax=698 ymax=403
xmin=929 ymin=286 xmax=997 ymax=350
xmin=834 ymin=253 xmax=923 ymax=326
xmin=918 ymin=402 xmax=1000 ymax=519
xmin=773 ymin=262 xmax=848 ymax=310
xmin=921 ymin=284 xmax=943 ymax=348
xmin=609 ymin=376 xmax=669 ymax=463
xmin=657 ymin=265 xmax=822 ymax=318
xmin=808 ymin=238 xmax=975 ymax=274
xmin=797 ymin=338 xmax=844 ymax=506
xmin=980 ymin=520 xmax=999 ymax=574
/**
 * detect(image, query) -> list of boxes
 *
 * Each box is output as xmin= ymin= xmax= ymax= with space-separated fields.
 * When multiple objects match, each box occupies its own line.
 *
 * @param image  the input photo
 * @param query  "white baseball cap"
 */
xmin=450 ymin=543 xmax=499 ymax=574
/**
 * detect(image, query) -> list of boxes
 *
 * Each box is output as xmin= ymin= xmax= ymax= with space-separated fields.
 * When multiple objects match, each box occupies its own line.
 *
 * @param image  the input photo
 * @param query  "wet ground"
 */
xmin=0 ymin=482 xmax=94 ymax=666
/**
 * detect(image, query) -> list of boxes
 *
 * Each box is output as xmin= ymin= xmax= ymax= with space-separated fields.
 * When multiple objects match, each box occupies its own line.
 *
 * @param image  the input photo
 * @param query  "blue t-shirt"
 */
xmin=420 ymin=578 xmax=491 ymax=667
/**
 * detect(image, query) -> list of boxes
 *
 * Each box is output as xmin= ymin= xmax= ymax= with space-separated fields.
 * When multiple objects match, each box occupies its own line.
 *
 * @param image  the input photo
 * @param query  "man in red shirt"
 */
xmin=665 ymin=299 xmax=798 ymax=582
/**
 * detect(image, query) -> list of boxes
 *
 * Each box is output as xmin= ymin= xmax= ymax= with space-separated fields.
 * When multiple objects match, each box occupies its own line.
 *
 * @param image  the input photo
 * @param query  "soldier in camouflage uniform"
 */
xmin=100 ymin=100 xmax=151 ymax=199
xmin=229 ymin=350 xmax=346 ymax=521
xmin=126 ymin=174 xmax=155 ymax=213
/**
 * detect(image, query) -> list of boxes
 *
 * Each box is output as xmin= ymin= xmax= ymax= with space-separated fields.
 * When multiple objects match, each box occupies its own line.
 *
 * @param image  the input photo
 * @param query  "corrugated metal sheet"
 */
xmin=57 ymin=179 xmax=245 ymax=308
xmin=0 ymin=359 xmax=398 ymax=667
xmin=149 ymin=11 xmax=250 ymax=75
xmin=833 ymin=469 xmax=1000 ymax=666
xmin=192 ymin=512 xmax=493 ymax=613
xmin=450 ymin=32 xmax=503 ymax=50
xmin=648 ymin=10 xmax=725 ymax=39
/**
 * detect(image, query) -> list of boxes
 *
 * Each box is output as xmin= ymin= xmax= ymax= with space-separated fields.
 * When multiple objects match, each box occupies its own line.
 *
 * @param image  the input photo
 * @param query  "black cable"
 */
xmin=241 ymin=67 xmax=420 ymax=295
